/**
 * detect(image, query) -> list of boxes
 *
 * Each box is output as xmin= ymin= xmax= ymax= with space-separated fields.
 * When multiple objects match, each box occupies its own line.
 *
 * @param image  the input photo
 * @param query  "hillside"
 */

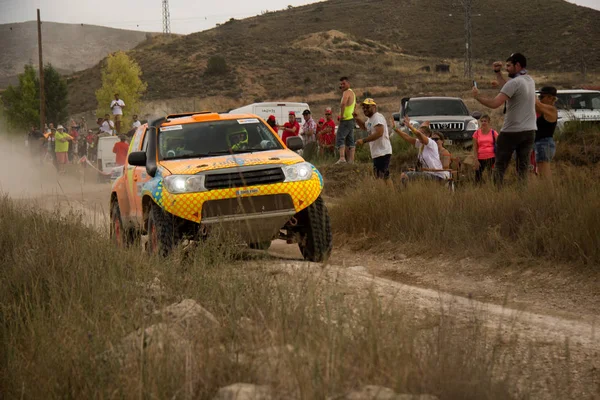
xmin=0 ymin=21 xmax=154 ymax=88
xmin=67 ymin=0 xmax=600 ymax=114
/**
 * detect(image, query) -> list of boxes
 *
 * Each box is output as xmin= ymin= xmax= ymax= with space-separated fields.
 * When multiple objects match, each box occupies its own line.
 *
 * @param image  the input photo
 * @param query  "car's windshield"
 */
xmin=158 ymin=118 xmax=283 ymax=160
xmin=556 ymin=93 xmax=600 ymax=110
xmin=405 ymin=99 xmax=470 ymax=117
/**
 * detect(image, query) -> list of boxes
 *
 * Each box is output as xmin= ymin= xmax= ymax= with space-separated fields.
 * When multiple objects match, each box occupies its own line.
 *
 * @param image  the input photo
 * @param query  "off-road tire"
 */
xmin=248 ymin=241 xmax=272 ymax=250
xmin=297 ymin=195 xmax=332 ymax=262
xmin=110 ymin=202 xmax=133 ymax=248
xmin=147 ymin=205 xmax=181 ymax=256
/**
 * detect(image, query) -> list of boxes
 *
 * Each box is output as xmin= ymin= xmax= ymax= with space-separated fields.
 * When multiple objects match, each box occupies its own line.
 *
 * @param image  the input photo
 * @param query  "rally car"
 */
xmin=109 ymin=111 xmax=332 ymax=262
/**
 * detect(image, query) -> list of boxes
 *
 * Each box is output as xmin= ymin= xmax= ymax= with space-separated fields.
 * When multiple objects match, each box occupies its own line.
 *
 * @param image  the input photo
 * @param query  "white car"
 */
xmin=550 ymin=90 xmax=600 ymax=132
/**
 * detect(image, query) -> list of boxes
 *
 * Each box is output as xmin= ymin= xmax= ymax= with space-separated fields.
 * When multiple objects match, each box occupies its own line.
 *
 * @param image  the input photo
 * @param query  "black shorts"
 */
xmin=373 ymin=154 xmax=391 ymax=180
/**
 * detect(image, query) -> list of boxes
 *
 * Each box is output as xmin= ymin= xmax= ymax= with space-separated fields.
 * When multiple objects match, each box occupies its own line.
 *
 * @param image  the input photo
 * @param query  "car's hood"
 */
xmin=159 ymin=149 xmax=304 ymax=175
xmin=410 ymin=115 xmax=473 ymax=122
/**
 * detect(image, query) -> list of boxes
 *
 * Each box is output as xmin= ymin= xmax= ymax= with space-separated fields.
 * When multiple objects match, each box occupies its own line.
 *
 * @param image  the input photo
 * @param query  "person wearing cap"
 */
xmin=280 ymin=111 xmax=300 ymax=147
xmin=54 ymin=125 xmax=73 ymax=173
xmin=266 ymin=115 xmax=278 ymax=133
xmin=113 ymin=134 xmax=130 ymax=166
xmin=336 ymin=76 xmax=356 ymax=164
xmin=472 ymin=53 xmax=536 ymax=186
xmin=534 ymin=86 xmax=558 ymax=179
xmin=355 ymin=98 xmax=393 ymax=182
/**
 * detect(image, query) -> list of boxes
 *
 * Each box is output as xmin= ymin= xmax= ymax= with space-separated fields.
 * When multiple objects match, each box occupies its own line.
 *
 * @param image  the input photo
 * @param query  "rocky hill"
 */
xmin=0 ymin=21 xmax=154 ymax=87
xmin=66 ymin=0 xmax=600 ymax=114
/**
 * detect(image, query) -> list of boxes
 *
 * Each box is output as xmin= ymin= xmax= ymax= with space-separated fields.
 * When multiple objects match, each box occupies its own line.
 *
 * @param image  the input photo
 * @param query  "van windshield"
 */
xmin=556 ymin=93 xmax=600 ymax=110
xmin=158 ymin=119 xmax=283 ymax=160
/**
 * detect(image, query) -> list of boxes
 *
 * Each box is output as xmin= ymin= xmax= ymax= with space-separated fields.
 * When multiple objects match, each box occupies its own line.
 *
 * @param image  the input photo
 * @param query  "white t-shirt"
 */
xmin=110 ymin=99 xmax=125 ymax=115
xmin=132 ymin=120 xmax=141 ymax=129
xmin=100 ymin=120 xmax=114 ymax=134
xmin=415 ymin=139 xmax=449 ymax=179
xmin=366 ymin=112 xmax=392 ymax=159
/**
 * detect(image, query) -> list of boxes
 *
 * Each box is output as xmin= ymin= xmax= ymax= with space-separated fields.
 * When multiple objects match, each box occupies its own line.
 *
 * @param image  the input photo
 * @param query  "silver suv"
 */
xmin=551 ymin=90 xmax=600 ymax=132
xmin=394 ymin=97 xmax=481 ymax=146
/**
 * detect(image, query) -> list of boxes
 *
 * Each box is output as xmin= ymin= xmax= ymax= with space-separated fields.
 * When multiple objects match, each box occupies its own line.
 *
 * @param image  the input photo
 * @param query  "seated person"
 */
xmin=228 ymin=128 xmax=249 ymax=151
xmin=433 ymin=131 xmax=452 ymax=169
xmin=391 ymin=116 xmax=450 ymax=182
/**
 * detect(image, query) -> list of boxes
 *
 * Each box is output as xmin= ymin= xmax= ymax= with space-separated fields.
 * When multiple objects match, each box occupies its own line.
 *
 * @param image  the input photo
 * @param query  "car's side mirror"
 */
xmin=286 ymin=136 xmax=304 ymax=151
xmin=471 ymin=111 xmax=482 ymax=120
xmin=128 ymin=151 xmax=147 ymax=166
xmin=392 ymin=112 xmax=400 ymax=122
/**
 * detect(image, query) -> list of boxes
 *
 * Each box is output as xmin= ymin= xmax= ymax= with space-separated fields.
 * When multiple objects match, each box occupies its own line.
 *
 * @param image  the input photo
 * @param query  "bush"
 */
xmin=205 ymin=55 xmax=228 ymax=75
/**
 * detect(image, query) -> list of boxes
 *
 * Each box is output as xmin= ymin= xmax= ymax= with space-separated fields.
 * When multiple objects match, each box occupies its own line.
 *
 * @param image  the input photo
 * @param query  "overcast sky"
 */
xmin=0 ymin=0 xmax=598 ymax=34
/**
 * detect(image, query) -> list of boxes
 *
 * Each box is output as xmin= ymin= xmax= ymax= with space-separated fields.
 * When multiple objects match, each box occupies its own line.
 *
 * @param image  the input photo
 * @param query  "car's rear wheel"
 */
xmin=147 ymin=205 xmax=180 ymax=256
xmin=111 ymin=202 xmax=132 ymax=248
xmin=296 ymin=196 xmax=332 ymax=262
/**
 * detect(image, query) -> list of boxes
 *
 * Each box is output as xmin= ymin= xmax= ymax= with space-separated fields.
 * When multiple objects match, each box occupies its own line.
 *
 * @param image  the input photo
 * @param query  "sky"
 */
xmin=0 ymin=0 xmax=599 ymax=34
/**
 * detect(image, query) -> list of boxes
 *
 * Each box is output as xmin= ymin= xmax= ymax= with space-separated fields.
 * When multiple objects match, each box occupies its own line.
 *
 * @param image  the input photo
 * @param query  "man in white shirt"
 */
xmin=110 ymin=93 xmax=125 ymax=134
xmin=392 ymin=116 xmax=449 ymax=184
xmin=355 ymin=98 xmax=392 ymax=181
xmin=100 ymin=114 xmax=115 ymax=135
xmin=128 ymin=114 xmax=141 ymax=136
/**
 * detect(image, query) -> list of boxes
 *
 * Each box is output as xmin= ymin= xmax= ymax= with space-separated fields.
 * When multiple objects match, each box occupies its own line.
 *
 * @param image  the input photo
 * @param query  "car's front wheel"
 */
xmin=296 ymin=196 xmax=332 ymax=262
xmin=147 ymin=205 xmax=181 ymax=256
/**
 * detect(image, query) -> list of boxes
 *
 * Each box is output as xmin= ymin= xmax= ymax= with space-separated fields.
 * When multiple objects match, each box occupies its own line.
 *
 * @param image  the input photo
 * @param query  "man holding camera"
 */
xmin=472 ymin=53 xmax=536 ymax=186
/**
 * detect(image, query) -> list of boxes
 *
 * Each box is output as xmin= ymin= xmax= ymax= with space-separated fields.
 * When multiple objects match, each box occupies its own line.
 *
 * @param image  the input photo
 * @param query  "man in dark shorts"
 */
xmin=355 ymin=98 xmax=392 ymax=182
xmin=473 ymin=53 xmax=536 ymax=186
xmin=336 ymin=76 xmax=356 ymax=164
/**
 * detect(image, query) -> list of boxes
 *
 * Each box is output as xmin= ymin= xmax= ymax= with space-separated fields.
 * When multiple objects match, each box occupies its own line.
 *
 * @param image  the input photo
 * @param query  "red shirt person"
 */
xmin=318 ymin=108 xmax=336 ymax=151
xmin=112 ymin=135 xmax=130 ymax=165
xmin=281 ymin=111 xmax=300 ymax=146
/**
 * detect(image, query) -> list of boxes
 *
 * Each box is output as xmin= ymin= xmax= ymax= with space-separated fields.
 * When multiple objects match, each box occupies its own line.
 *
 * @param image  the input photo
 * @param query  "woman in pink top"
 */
xmin=472 ymin=114 xmax=498 ymax=183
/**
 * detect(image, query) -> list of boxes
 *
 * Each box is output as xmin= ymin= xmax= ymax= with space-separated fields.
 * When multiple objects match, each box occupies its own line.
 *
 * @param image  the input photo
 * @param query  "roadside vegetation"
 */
xmin=0 ymin=195 xmax=582 ymax=399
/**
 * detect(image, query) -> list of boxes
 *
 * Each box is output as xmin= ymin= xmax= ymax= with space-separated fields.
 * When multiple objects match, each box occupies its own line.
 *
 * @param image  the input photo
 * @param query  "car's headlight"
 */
xmin=466 ymin=119 xmax=479 ymax=131
xmin=283 ymin=162 xmax=313 ymax=182
xmin=164 ymin=174 xmax=206 ymax=194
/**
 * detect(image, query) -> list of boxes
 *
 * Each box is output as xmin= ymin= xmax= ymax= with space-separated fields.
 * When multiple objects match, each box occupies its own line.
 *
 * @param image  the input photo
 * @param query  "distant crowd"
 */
xmin=26 ymin=93 xmax=141 ymax=173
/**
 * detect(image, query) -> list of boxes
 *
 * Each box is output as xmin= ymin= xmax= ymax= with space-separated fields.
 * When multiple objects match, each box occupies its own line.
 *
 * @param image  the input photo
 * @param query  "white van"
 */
xmin=229 ymin=102 xmax=309 ymax=135
xmin=96 ymin=135 xmax=120 ymax=175
xmin=551 ymin=90 xmax=600 ymax=132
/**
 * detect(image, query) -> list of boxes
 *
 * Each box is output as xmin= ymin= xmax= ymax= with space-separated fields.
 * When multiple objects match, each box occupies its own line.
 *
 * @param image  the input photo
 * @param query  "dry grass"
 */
xmin=0 ymin=194 xmax=583 ymax=399
xmin=330 ymin=164 xmax=600 ymax=267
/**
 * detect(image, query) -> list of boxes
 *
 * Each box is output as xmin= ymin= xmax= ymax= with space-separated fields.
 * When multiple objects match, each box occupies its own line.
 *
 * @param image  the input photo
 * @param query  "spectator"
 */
xmin=79 ymin=117 xmax=88 ymax=134
xmin=393 ymin=116 xmax=449 ymax=182
xmin=45 ymin=128 xmax=58 ymax=170
xmin=54 ymin=125 xmax=73 ymax=174
xmin=266 ymin=115 xmax=278 ymax=133
xmin=101 ymin=114 xmax=115 ymax=135
xmin=110 ymin=93 xmax=125 ymax=134
xmin=433 ymin=132 xmax=452 ymax=170
xmin=472 ymin=114 xmax=499 ymax=183
xmin=473 ymin=53 xmax=536 ymax=186
xmin=128 ymin=114 xmax=142 ymax=136
xmin=535 ymin=86 xmax=558 ymax=180
xmin=301 ymin=109 xmax=317 ymax=158
xmin=113 ymin=135 xmax=130 ymax=166
xmin=280 ymin=111 xmax=300 ymax=146
xmin=336 ymin=76 xmax=356 ymax=164
xmin=355 ymin=98 xmax=392 ymax=182
xmin=318 ymin=108 xmax=336 ymax=156
xmin=86 ymin=130 xmax=97 ymax=161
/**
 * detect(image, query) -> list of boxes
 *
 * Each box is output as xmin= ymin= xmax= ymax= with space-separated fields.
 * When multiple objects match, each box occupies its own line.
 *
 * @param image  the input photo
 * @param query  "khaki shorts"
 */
xmin=114 ymin=114 xmax=122 ymax=122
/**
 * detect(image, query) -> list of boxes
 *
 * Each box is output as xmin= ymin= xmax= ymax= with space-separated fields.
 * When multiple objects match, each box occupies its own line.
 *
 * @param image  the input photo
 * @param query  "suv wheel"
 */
xmin=111 ymin=202 xmax=132 ymax=248
xmin=147 ymin=205 xmax=180 ymax=256
xmin=296 ymin=196 xmax=332 ymax=262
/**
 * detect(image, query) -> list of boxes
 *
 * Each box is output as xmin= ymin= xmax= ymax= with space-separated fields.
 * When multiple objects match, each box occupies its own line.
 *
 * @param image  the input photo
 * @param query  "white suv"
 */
xmin=551 ymin=90 xmax=600 ymax=132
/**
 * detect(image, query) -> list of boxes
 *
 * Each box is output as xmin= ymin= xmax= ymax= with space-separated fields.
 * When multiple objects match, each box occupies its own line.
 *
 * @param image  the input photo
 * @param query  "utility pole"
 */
xmin=162 ymin=0 xmax=171 ymax=35
xmin=462 ymin=0 xmax=473 ymax=79
xmin=37 ymin=9 xmax=46 ymax=130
